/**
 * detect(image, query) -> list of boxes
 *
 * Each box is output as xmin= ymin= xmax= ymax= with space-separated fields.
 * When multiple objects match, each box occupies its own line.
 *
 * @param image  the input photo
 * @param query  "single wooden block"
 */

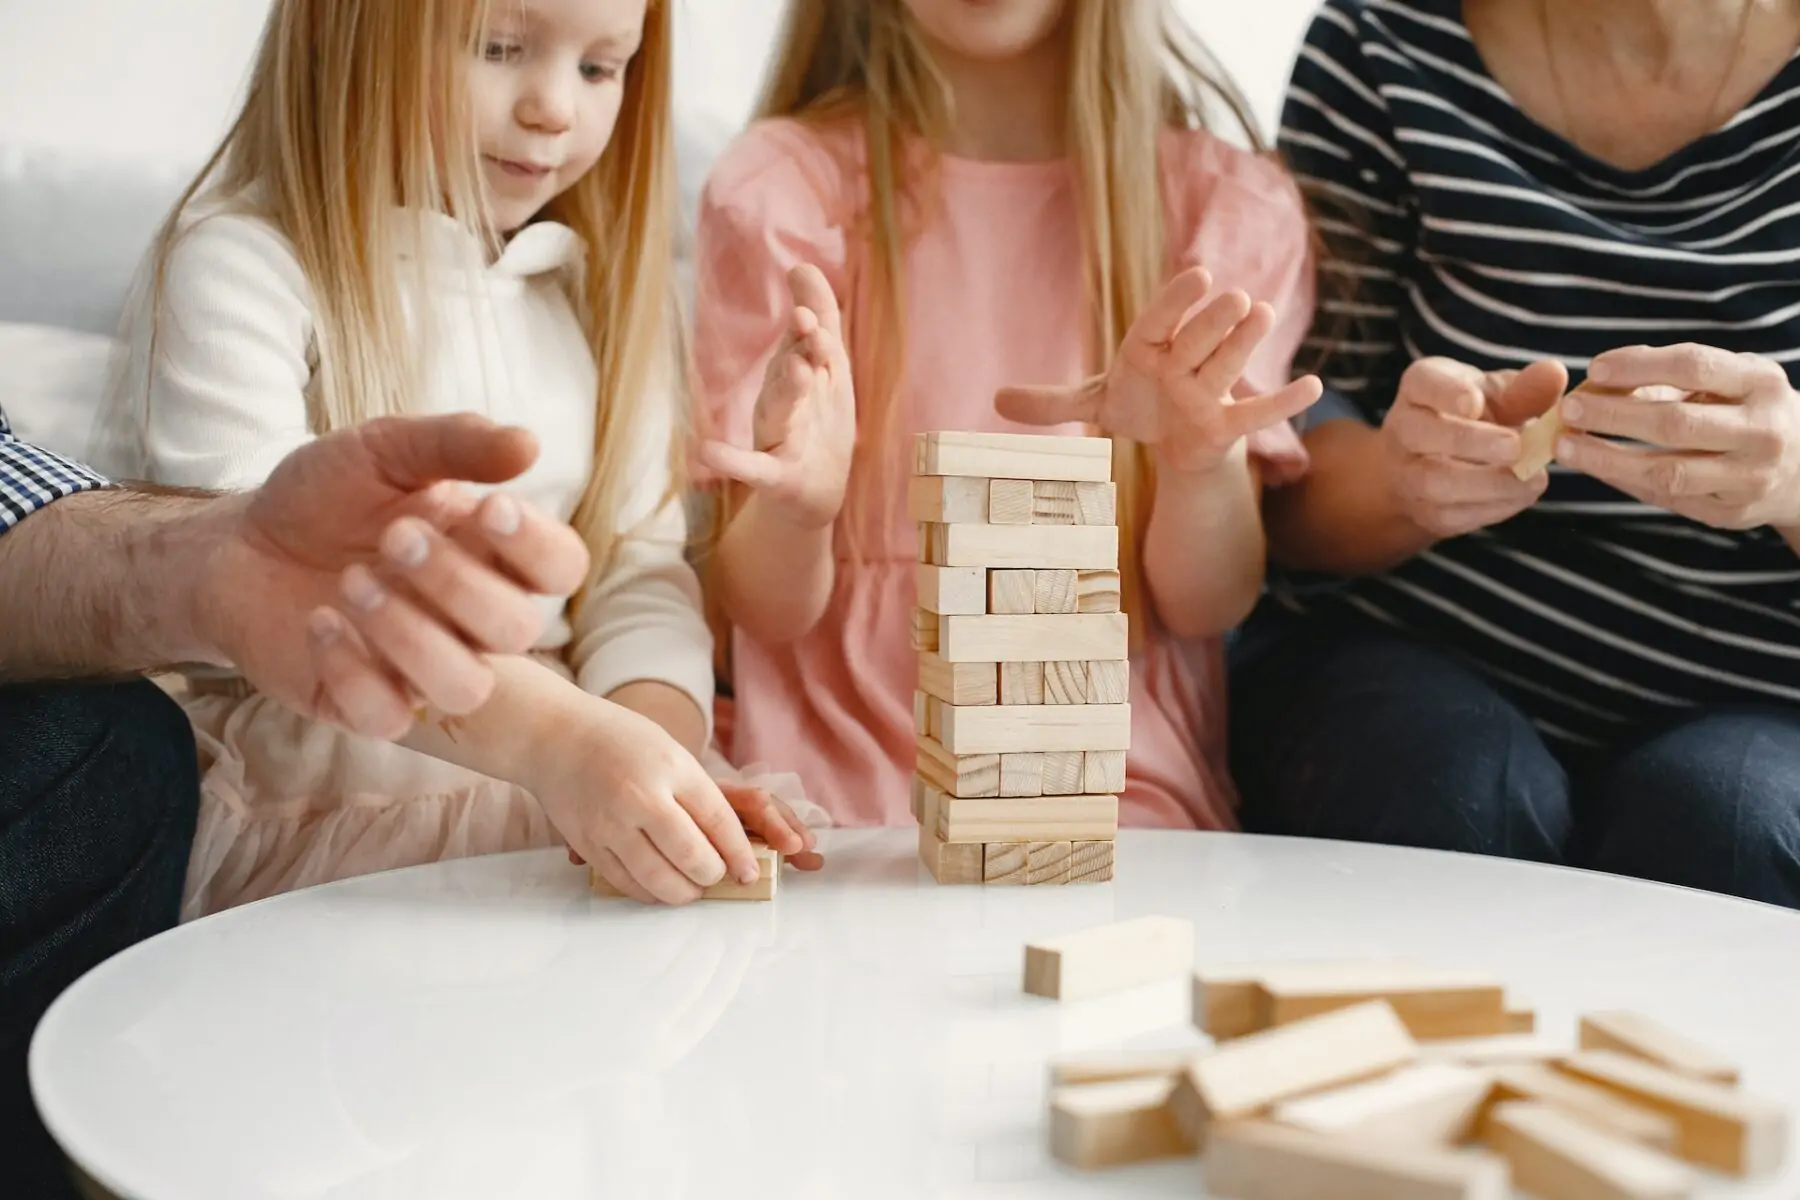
xmin=1418 ymin=1034 xmax=1571 ymax=1066
xmin=1486 ymin=1062 xmax=1678 ymax=1151
xmin=988 ymin=477 xmax=1035 ymax=524
xmin=936 ymin=701 xmax=1132 ymax=755
xmin=915 ymin=734 xmax=1000 ymax=798
xmin=1193 ymin=968 xmax=1270 ymax=1041
xmin=918 ymin=651 xmax=998 ymax=707
xmin=1049 ymin=1076 xmax=1193 ymax=1169
xmin=940 ymin=613 xmax=1128 ymax=663
xmin=1254 ymin=964 xmax=1508 ymax=1040
xmin=591 ymin=843 xmax=779 ymax=901
xmin=913 ymin=690 xmax=929 ymax=737
xmin=1205 ymin=1121 xmax=1510 ymax=1200
xmin=1077 ymin=569 xmax=1121 ymax=612
xmin=984 ymin=842 xmax=1028 ymax=884
xmin=1513 ymin=402 xmax=1566 ymax=481
xmin=987 ymin=568 xmax=1037 ymax=614
xmin=1485 ymin=1100 xmax=1697 ymax=1200
xmin=1273 ymin=1062 xmax=1494 ymax=1146
xmin=1074 ymin=480 xmax=1117 ymax=525
xmin=937 ymin=523 xmax=1119 ymax=570
xmin=1186 ymin=1000 xmax=1418 ymax=1120
xmin=937 ymin=793 xmax=1118 ymax=844
xmin=1083 ymin=749 xmax=1127 ymax=794
xmin=1033 ymin=569 xmax=1077 ymax=614
xmin=1042 ymin=750 xmax=1084 ymax=795
xmin=1050 ymin=1048 xmax=1200 ymax=1087
xmin=1507 ymin=1008 xmax=1537 ymax=1034
xmin=1022 ymin=914 xmax=1194 ymax=1001
xmin=999 ymin=752 xmax=1044 ymax=797
xmin=1027 ymin=840 xmax=1073 ymax=885
xmin=1579 ymin=1011 xmax=1739 ymax=1086
xmin=1557 ymin=1051 xmax=1787 ymax=1177
xmin=1032 ymin=479 xmax=1078 ymax=525
xmin=1000 ymin=660 xmax=1045 ymax=705
xmin=916 ymin=430 xmax=1113 ymax=483
xmin=916 ymin=522 xmax=949 ymax=565
xmin=907 ymin=474 xmax=989 ymax=524
xmin=1044 ymin=659 xmax=1087 ymax=704
xmin=1069 ymin=839 xmax=1114 ymax=883
xmin=915 ymin=563 xmax=988 ymax=615
xmin=910 ymin=774 xmax=929 ymax=823
xmin=918 ymin=823 xmax=984 ymax=884
xmin=1085 ymin=659 xmax=1129 ymax=704
xmin=910 ymin=607 xmax=939 ymax=652
xmin=1168 ymin=1068 xmax=1214 ymax=1149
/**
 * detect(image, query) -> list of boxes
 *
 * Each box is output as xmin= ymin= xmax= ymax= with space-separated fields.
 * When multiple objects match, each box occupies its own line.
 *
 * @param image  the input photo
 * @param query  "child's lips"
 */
xmin=487 ymin=155 xmax=554 ymax=179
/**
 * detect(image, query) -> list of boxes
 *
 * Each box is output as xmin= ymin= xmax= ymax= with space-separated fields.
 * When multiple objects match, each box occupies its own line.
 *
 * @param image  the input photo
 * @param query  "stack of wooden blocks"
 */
xmin=909 ymin=430 xmax=1129 ymax=887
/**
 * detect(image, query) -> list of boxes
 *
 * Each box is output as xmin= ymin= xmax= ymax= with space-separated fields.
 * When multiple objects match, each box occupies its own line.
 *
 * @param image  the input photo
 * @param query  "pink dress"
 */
xmin=695 ymin=119 xmax=1315 ymax=830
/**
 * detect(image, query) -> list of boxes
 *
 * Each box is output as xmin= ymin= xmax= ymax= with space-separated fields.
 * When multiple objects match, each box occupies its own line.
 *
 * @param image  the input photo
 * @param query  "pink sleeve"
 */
xmin=1165 ymin=132 xmax=1316 ymax=488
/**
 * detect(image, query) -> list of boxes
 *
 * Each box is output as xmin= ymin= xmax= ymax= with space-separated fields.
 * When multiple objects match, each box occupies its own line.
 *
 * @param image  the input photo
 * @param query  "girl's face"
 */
xmin=469 ymin=0 xmax=649 ymax=232
xmin=898 ymin=0 xmax=1069 ymax=61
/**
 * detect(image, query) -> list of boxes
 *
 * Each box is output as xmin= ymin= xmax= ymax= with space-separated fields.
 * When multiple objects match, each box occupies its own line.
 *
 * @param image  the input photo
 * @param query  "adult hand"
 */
xmin=1558 ymin=344 xmax=1800 ymax=531
xmin=1380 ymin=357 xmax=1565 ymax=538
xmin=198 ymin=413 xmax=590 ymax=739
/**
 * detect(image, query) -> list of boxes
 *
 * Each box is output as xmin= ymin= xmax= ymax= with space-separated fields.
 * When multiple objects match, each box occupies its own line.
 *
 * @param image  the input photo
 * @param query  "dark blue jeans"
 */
xmin=1229 ymin=614 xmax=1800 ymax=909
xmin=2 ymin=681 xmax=198 ymax=1199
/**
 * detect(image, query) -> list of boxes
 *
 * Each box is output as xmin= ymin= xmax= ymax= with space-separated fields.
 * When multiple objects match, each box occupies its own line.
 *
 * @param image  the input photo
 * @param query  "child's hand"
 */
xmin=995 ymin=267 xmax=1322 ymax=476
xmin=700 ymin=264 xmax=854 ymax=529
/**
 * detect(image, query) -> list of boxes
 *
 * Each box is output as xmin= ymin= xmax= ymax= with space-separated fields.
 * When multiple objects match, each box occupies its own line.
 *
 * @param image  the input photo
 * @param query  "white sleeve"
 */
xmin=140 ymin=213 xmax=316 ymax=490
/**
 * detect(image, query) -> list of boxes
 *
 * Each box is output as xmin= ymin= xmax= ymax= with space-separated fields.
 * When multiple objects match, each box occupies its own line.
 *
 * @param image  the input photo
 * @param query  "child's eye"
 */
xmin=482 ymin=39 xmax=522 ymax=63
xmin=579 ymin=60 xmax=622 ymax=84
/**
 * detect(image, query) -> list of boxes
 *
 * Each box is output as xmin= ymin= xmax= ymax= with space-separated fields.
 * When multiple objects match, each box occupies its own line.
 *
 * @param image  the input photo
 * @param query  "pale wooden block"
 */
xmin=988 ymin=477 xmax=1034 ymax=524
xmin=1049 ymin=1076 xmax=1193 ymax=1169
xmin=940 ymin=613 xmax=1128 ymax=662
xmin=907 ymin=474 xmax=989 ymax=523
xmin=987 ymin=568 xmax=1037 ymax=614
xmin=591 ymin=843 xmax=779 ymax=901
xmin=915 ymin=734 xmax=1000 ymax=798
xmin=1486 ymin=1063 xmax=1677 ymax=1151
xmin=985 ymin=842 xmax=1028 ymax=884
xmin=1254 ymin=964 xmax=1508 ymax=1040
xmin=1074 ymin=480 xmax=1117 ymax=525
xmin=1418 ymin=1033 xmax=1570 ymax=1066
xmin=917 ymin=430 xmax=1113 ymax=483
xmin=939 ymin=523 xmax=1119 ymax=570
xmin=1558 ymin=1051 xmax=1787 ymax=1176
xmin=917 ymin=522 xmax=949 ymax=565
xmin=1077 ymin=568 xmax=1121 ymax=612
xmin=999 ymin=752 xmax=1044 ymax=797
xmin=1273 ymin=1062 xmax=1494 ymax=1146
xmin=1027 ymin=840 xmax=1073 ymax=885
xmin=1083 ymin=749 xmax=1126 ymax=794
xmin=1205 ymin=1121 xmax=1510 ymax=1200
xmin=1000 ymin=660 xmax=1045 ymax=705
xmin=910 ymin=774 xmax=928 ymax=823
xmin=1032 ymin=479 xmax=1078 ymax=525
xmin=1579 ymin=1011 xmax=1739 ymax=1086
xmin=1186 ymin=1000 xmax=1418 ymax=1120
xmin=938 ymin=793 xmax=1118 ymax=844
xmin=1042 ymin=750 xmax=1084 ymax=795
xmin=910 ymin=607 xmax=939 ymax=652
xmin=1193 ymin=967 xmax=1269 ymax=1041
xmin=1033 ymin=569 xmax=1077 ymax=614
xmin=913 ymin=690 xmax=929 ymax=737
xmin=918 ymin=822 xmax=983 ymax=884
xmin=937 ymin=701 xmax=1131 ymax=755
xmin=918 ymin=651 xmax=998 ymax=707
xmin=926 ymin=698 xmax=942 ymax=741
xmin=1507 ymin=1009 xmax=1537 ymax=1034
xmin=915 ymin=563 xmax=988 ymax=615
xmin=1513 ymin=402 xmax=1566 ymax=481
xmin=1485 ymin=1100 xmax=1697 ymax=1200
xmin=1044 ymin=659 xmax=1087 ymax=704
xmin=1085 ymin=659 xmax=1129 ymax=704
xmin=1022 ymin=914 xmax=1194 ymax=1001
xmin=1069 ymin=839 xmax=1114 ymax=882
xmin=1050 ymin=1048 xmax=1201 ymax=1087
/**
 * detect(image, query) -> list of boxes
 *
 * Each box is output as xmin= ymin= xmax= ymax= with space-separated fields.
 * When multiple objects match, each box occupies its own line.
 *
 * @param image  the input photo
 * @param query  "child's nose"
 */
xmin=518 ymin=69 xmax=575 ymax=134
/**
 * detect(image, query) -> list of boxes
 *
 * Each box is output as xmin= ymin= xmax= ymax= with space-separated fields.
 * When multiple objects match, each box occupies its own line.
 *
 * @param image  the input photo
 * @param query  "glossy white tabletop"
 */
xmin=30 ymin=830 xmax=1800 ymax=1199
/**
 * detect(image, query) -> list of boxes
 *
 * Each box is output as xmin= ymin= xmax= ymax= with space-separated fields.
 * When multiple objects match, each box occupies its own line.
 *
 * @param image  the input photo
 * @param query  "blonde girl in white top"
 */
xmin=124 ymin=0 xmax=821 ymax=917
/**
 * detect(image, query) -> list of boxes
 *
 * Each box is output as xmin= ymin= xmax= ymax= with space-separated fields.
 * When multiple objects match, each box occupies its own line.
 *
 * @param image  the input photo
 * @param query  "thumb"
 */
xmin=1489 ymin=360 xmax=1568 ymax=428
xmin=359 ymin=414 xmax=540 ymax=490
xmin=788 ymin=264 xmax=842 ymax=339
xmin=995 ymin=377 xmax=1105 ymax=427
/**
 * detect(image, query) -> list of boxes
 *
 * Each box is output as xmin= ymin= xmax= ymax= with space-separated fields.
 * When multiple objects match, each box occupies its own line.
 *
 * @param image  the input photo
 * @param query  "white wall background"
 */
xmin=0 ymin=0 xmax=1318 ymax=159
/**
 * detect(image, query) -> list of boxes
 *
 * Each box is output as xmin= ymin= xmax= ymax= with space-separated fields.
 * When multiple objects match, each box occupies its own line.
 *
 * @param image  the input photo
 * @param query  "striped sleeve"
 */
xmin=1279 ymin=0 xmax=1416 ymax=415
xmin=0 ymin=405 xmax=109 ymax=535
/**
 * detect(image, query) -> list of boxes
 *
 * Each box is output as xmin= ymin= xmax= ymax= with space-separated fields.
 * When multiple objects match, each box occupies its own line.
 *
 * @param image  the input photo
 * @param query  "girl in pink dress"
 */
xmin=695 ymin=0 xmax=1322 ymax=829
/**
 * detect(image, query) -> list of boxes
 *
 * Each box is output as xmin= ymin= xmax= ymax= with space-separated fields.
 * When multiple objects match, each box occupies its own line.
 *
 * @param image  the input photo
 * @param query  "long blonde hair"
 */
xmin=138 ymin=0 xmax=680 ymax=587
xmin=753 ymin=0 xmax=1261 ymax=631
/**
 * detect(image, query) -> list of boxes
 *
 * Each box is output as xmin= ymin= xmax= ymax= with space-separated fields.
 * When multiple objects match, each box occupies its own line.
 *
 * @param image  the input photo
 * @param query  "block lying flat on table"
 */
xmin=1204 ymin=1120 xmax=1510 ymax=1200
xmin=1049 ymin=1076 xmax=1193 ymax=1168
xmin=1254 ymin=963 xmax=1508 ymax=1040
xmin=917 ymin=651 xmax=997 ymax=707
xmin=916 ymin=734 xmax=1000 ymax=798
xmin=940 ymin=613 xmax=1128 ymax=663
xmin=935 ymin=700 xmax=1131 ymax=755
xmin=591 ymin=843 xmax=779 ymax=901
xmin=915 ymin=430 xmax=1113 ymax=482
xmin=1558 ymin=1051 xmax=1787 ymax=1176
xmin=1050 ymin=1048 xmax=1202 ymax=1086
xmin=1274 ymin=1062 xmax=1494 ymax=1146
xmin=1579 ymin=1011 xmax=1739 ymax=1086
xmin=1419 ymin=1033 xmax=1570 ymax=1066
xmin=1193 ymin=960 xmax=1446 ymax=1041
xmin=915 ymin=563 xmax=988 ymax=615
xmin=918 ymin=822 xmax=983 ymax=884
xmin=937 ymin=793 xmax=1117 ymax=843
xmin=936 ymin=522 xmax=1119 ymax=569
xmin=907 ymin=474 xmax=989 ymax=523
xmin=1507 ymin=1008 xmax=1537 ymax=1034
xmin=1069 ymin=839 xmax=1114 ymax=882
xmin=1022 ymin=914 xmax=1194 ymax=1001
xmin=1181 ymin=1000 xmax=1418 ymax=1121
xmin=1487 ymin=1062 xmax=1677 ymax=1150
xmin=1485 ymin=1100 xmax=1697 ymax=1200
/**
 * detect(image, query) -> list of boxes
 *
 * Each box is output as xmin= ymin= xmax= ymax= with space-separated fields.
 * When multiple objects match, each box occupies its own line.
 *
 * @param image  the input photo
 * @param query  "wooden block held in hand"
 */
xmin=938 ymin=793 xmax=1117 ymax=843
xmin=1050 ymin=1076 xmax=1193 ymax=1169
xmin=1000 ymin=660 xmax=1044 ymax=705
xmin=1187 ymin=1000 xmax=1418 ymax=1120
xmin=1084 ymin=749 xmax=1126 ymax=794
xmin=1274 ymin=1062 xmax=1494 ymax=1146
xmin=1085 ymin=660 xmax=1128 ymax=704
xmin=1045 ymin=660 xmax=1087 ymax=704
xmin=1579 ymin=1011 xmax=1739 ymax=1086
xmin=1051 ymin=1048 xmax=1200 ymax=1087
xmin=1034 ymin=569 xmax=1077 ymax=614
xmin=1000 ymin=752 xmax=1044 ymax=797
xmin=919 ymin=822 xmax=983 ymax=884
xmin=911 ymin=607 xmax=939 ymax=652
xmin=937 ymin=701 xmax=1131 ymax=754
xmin=1023 ymin=914 xmax=1194 ymax=1001
xmin=988 ymin=568 xmax=1037 ymax=614
xmin=1254 ymin=964 xmax=1508 ymax=1040
xmin=916 ymin=734 xmax=1000 ymax=797
xmin=940 ymin=613 xmax=1128 ymax=663
xmin=988 ymin=477 xmax=1034 ymax=524
xmin=1486 ymin=1062 xmax=1678 ymax=1151
xmin=591 ymin=843 xmax=779 ymax=901
xmin=915 ymin=563 xmax=988 ymax=615
xmin=1557 ymin=1051 xmax=1787 ymax=1177
xmin=907 ymin=474 xmax=989 ymax=524
xmin=1074 ymin=480 xmax=1117 ymax=525
xmin=1485 ymin=1100 xmax=1697 ymax=1200
xmin=1513 ymin=403 xmax=1566 ymax=481
xmin=1042 ymin=750 xmax=1084 ymax=795
xmin=1206 ymin=1121 xmax=1510 ymax=1200
xmin=1077 ymin=569 xmax=1121 ymax=612
xmin=916 ymin=430 xmax=1113 ymax=483
xmin=918 ymin=651 xmax=998 ymax=706
xmin=1069 ymin=839 xmax=1114 ymax=883
xmin=985 ymin=842 xmax=1028 ymax=884
xmin=938 ymin=523 xmax=1118 ymax=570
xmin=1028 ymin=840 xmax=1073 ymax=885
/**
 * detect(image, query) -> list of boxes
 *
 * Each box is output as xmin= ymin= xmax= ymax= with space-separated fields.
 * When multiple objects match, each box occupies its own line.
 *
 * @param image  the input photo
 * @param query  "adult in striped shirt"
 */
xmin=1231 ymin=0 xmax=1800 ymax=907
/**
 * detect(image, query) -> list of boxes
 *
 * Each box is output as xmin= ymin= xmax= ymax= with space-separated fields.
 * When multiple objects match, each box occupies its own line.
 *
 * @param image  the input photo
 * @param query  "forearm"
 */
xmin=607 ymin=679 xmax=707 ymax=756
xmin=1264 ymin=422 xmax=1437 ymax=576
xmin=1143 ymin=444 xmax=1268 ymax=638
xmin=402 ymin=653 xmax=610 ymax=790
xmin=714 ymin=490 xmax=836 ymax=643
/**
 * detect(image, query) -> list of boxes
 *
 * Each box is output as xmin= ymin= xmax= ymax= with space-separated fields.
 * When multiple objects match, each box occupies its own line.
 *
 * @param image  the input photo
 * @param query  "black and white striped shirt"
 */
xmin=1277 ymin=0 xmax=1800 ymax=749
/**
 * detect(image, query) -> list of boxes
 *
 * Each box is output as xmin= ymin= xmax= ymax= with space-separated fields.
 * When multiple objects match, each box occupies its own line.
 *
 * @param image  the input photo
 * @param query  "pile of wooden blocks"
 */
xmin=908 ymin=430 xmax=1129 ymax=886
xmin=1029 ymin=917 xmax=1790 ymax=1197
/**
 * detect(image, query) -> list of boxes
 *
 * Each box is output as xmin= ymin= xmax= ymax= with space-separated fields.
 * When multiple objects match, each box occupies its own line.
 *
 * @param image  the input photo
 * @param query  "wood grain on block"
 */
xmin=915 ymin=563 xmax=988 ymax=615
xmin=1049 ymin=1076 xmax=1192 ymax=1169
xmin=936 ymin=700 xmax=1131 ymax=754
xmin=1085 ymin=659 xmax=1129 ymax=704
xmin=1418 ymin=1034 xmax=1569 ymax=1066
xmin=937 ymin=793 xmax=1118 ymax=843
xmin=1044 ymin=659 xmax=1087 ymax=704
xmin=915 ymin=734 xmax=1000 ymax=797
xmin=591 ymin=843 xmax=779 ymax=901
xmin=1074 ymin=480 xmax=1117 ymax=525
xmin=940 ymin=613 xmax=1128 ymax=662
xmin=1083 ymin=749 xmax=1126 ymax=794
xmin=1557 ymin=1051 xmax=1787 ymax=1176
xmin=916 ymin=430 xmax=1113 ymax=482
xmin=1205 ymin=1121 xmax=1510 ymax=1200
xmin=1273 ymin=1062 xmax=1493 ymax=1146
xmin=1028 ymin=840 xmax=1074 ymax=885
xmin=1579 ymin=1011 xmax=1739 ymax=1086
xmin=910 ymin=607 xmax=939 ymax=652
xmin=1069 ymin=839 xmax=1114 ymax=882
xmin=1486 ymin=1063 xmax=1677 ymax=1151
xmin=907 ymin=474 xmax=989 ymax=523
xmin=1031 ymin=479 xmax=1078 ymax=524
xmin=1000 ymin=752 xmax=1044 ymax=797
xmin=1042 ymin=750 xmax=1084 ymax=795
xmin=1033 ymin=569 xmax=1076 ymax=614
xmin=1022 ymin=914 xmax=1194 ymax=1001
xmin=918 ymin=823 xmax=983 ymax=884
xmin=988 ymin=477 xmax=1034 ymax=524
xmin=917 ymin=522 xmax=949 ymax=565
xmin=918 ymin=651 xmax=997 ymax=707
xmin=1187 ymin=1000 xmax=1418 ymax=1119
xmin=1513 ymin=402 xmax=1566 ymax=481
xmin=988 ymin=568 xmax=1037 ymax=614
xmin=1000 ymin=660 xmax=1045 ymax=705
xmin=913 ymin=691 xmax=929 ymax=737
xmin=939 ymin=523 xmax=1118 ymax=569
xmin=984 ymin=842 xmax=1028 ymax=884
xmin=910 ymin=775 xmax=930 ymax=823
xmin=1193 ymin=967 xmax=1269 ymax=1041
xmin=1254 ymin=964 xmax=1508 ymax=1040
xmin=1485 ymin=1101 xmax=1697 ymax=1200
xmin=1077 ymin=569 xmax=1121 ymax=612
xmin=1051 ymin=1048 xmax=1201 ymax=1087
xmin=1507 ymin=1009 xmax=1537 ymax=1034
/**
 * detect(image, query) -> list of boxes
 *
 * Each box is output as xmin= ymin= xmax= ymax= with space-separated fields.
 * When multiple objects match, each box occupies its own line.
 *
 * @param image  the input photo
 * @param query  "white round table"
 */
xmin=30 ymin=830 xmax=1800 ymax=1199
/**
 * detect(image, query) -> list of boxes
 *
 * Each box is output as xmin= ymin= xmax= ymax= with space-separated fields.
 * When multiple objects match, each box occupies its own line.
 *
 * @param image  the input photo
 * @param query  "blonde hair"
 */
xmin=754 ymin=0 xmax=1262 ymax=631
xmin=138 ymin=0 xmax=680 ymax=588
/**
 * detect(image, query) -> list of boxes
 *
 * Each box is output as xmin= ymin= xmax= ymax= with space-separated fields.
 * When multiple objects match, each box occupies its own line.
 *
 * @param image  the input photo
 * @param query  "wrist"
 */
xmin=517 ymin=684 xmax=638 ymax=794
xmin=134 ymin=491 xmax=241 ymax=668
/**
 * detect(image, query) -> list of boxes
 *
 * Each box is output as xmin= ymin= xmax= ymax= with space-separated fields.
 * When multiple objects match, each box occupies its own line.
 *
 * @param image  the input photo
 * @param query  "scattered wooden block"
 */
xmin=1507 ymin=1008 xmax=1537 ymax=1034
xmin=910 ymin=607 xmax=939 ymax=652
xmin=1184 ymin=1000 xmax=1418 ymax=1121
xmin=985 ymin=842 xmax=1028 ymax=884
xmin=1077 ymin=568 xmax=1121 ymax=612
xmin=915 ymin=563 xmax=988 ymax=615
xmin=1074 ymin=480 xmax=1116 ymax=525
xmin=1418 ymin=1033 xmax=1570 ymax=1066
xmin=918 ymin=822 xmax=983 ymax=884
xmin=937 ymin=793 xmax=1118 ymax=843
xmin=1033 ymin=569 xmax=1076 ymax=614
xmin=915 ymin=734 xmax=999 ymax=797
xmin=915 ymin=430 xmax=1112 ymax=483
xmin=1485 ymin=1100 xmax=1697 ymax=1200
xmin=988 ymin=568 xmax=1037 ymax=614
xmin=1028 ymin=840 xmax=1073 ymax=884
xmin=988 ymin=477 xmax=1034 ymax=524
xmin=939 ymin=613 xmax=1128 ymax=663
xmin=1050 ymin=1048 xmax=1200 ymax=1086
xmin=935 ymin=700 xmax=1131 ymax=754
xmin=1083 ymin=749 xmax=1126 ymax=794
xmin=1253 ymin=964 xmax=1508 ymax=1040
xmin=907 ymin=474 xmax=989 ymax=523
xmin=1000 ymin=752 xmax=1045 ymax=797
xmin=1579 ymin=1011 xmax=1739 ymax=1086
xmin=1042 ymin=750 xmax=1084 ymax=795
xmin=1000 ymin=660 xmax=1045 ymax=704
xmin=1044 ymin=660 xmax=1087 ymax=704
xmin=1193 ymin=967 xmax=1270 ymax=1041
xmin=1273 ymin=1062 xmax=1494 ymax=1146
xmin=918 ymin=651 xmax=997 ymax=707
xmin=1023 ymin=914 xmax=1194 ymax=1001
xmin=1558 ymin=1050 xmax=1787 ymax=1177
xmin=1486 ymin=1062 xmax=1678 ymax=1151
xmin=591 ymin=843 xmax=779 ymax=901
xmin=1069 ymin=839 xmax=1114 ymax=883
xmin=1085 ymin=659 xmax=1128 ymax=704
xmin=1049 ymin=1076 xmax=1193 ymax=1169
xmin=1205 ymin=1121 xmax=1510 ymax=1200
xmin=936 ymin=523 xmax=1118 ymax=570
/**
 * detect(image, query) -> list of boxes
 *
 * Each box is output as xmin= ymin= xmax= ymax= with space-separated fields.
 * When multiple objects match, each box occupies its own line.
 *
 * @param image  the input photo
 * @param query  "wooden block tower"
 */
xmin=909 ymin=430 xmax=1127 ymax=886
